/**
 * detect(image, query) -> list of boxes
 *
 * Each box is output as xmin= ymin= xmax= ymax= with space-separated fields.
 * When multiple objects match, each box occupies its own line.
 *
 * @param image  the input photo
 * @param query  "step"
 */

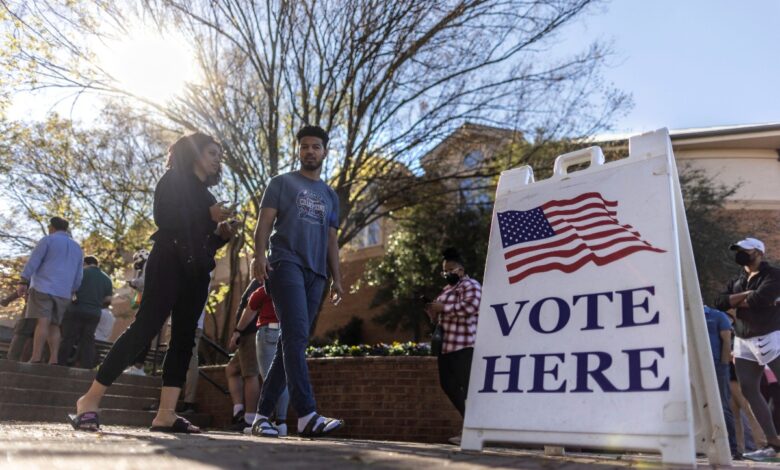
xmin=0 ymin=403 xmax=212 ymax=428
xmin=1 ymin=372 xmax=159 ymax=399
xmin=0 ymin=359 xmax=161 ymax=387
xmin=0 ymin=386 xmax=158 ymax=411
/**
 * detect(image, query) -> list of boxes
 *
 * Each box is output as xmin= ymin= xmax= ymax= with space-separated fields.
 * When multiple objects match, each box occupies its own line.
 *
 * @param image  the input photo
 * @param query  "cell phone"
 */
xmin=219 ymin=201 xmax=238 ymax=213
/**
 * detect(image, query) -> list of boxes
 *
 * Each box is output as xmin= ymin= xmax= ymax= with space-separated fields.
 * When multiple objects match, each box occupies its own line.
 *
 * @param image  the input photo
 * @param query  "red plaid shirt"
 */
xmin=436 ymin=276 xmax=481 ymax=354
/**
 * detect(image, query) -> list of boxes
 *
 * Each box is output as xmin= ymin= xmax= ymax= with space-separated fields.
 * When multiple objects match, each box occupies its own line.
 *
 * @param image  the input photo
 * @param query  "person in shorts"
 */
xmin=230 ymin=281 xmax=289 ymax=436
xmin=225 ymin=278 xmax=262 ymax=432
xmin=4 ymin=291 xmax=34 ymax=362
xmin=715 ymin=237 xmax=780 ymax=460
xmin=17 ymin=216 xmax=83 ymax=364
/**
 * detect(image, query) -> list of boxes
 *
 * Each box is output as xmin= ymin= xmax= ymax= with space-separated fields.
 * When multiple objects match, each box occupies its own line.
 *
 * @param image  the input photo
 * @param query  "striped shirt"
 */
xmin=436 ymin=276 xmax=481 ymax=354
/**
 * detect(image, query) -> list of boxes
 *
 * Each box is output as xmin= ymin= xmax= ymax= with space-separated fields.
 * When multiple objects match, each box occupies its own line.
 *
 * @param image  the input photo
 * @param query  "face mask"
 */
xmin=445 ymin=273 xmax=461 ymax=286
xmin=735 ymin=251 xmax=752 ymax=266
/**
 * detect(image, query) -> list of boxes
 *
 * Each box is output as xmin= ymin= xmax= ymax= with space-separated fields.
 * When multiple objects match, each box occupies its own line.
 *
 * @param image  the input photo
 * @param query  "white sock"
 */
xmin=253 ymin=414 xmax=269 ymax=426
xmin=297 ymin=411 xmax=316 ymax=432
xmin=233 ymin=404 xmax=245 ymax=417
xmin=253 ymin=414 xmax=278 ymax=435
xmin=244 ymin=412 xmax=257 ymax=425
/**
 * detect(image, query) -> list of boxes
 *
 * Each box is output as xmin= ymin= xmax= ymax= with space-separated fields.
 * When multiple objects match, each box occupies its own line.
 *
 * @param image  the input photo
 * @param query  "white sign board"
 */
xmin=461 ymin=129 xmax=730 ymax=467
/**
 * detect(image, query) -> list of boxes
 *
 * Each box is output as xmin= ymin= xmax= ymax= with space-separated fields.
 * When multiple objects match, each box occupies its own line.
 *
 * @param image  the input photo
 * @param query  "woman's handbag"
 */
xmin=431 ymin=323 xmax=444 ymax=357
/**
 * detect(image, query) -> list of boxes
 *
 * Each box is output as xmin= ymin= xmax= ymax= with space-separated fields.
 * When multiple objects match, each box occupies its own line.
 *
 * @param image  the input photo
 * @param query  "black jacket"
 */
xmin=715 ymin=262 xmax=780 ymax=338
xmin=150 ymin=169 xmax=228 ymax=276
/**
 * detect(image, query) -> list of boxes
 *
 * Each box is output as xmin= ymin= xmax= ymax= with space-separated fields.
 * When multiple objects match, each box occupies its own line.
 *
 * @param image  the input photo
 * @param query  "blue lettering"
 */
xmin=571 ymin=351 xmax=621 ymax=392
xmin=529 ymin=353 xmax=566 ymax=392
xmin=572 ymin=291 xmax=613 ymax=331
xmin=479 ymin=355 xmax=525 ymax=393
xmin=529 ymin=297 xmax=570 ymax=334
xmin=623 ymin=347 xmax=669 ymax=391
xmin=616 ymin=286 xmax=659 ymax=328
xmin=490 ymin=301 xmax=529 ymax=336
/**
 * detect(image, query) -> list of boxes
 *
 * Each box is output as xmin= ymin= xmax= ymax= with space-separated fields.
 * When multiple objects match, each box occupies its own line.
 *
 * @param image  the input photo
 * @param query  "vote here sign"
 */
xmin=461 ymin=134 xmax=704 ymax=463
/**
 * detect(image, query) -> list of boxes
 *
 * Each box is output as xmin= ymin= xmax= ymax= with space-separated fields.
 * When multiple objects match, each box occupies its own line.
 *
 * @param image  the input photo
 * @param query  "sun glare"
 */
xmin=97 ymin=27 xmax=198 ymax=104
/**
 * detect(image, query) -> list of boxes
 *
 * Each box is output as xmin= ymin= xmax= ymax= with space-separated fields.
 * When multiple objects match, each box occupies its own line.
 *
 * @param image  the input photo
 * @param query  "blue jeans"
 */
xmin=258 ymin=261 xmax=325 ymax=417
xmin=715 ymin=362 xmax=738 ymax=454
xmin=256 ymin=325 xmax=289 ymax=420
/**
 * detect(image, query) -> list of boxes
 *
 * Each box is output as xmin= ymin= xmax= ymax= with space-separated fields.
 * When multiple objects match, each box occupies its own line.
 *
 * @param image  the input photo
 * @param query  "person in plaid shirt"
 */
xmin=426 ymin=248 xmax=481 ymax=420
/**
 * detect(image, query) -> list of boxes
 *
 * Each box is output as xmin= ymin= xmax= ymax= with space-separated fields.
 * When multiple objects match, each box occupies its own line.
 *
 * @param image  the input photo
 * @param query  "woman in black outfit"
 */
xmin=69 ymin=132 xmax=237 ymax=433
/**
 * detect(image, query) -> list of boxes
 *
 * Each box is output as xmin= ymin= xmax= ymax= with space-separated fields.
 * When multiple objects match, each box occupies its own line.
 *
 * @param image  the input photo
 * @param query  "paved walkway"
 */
xmin=0 ymin=422 xmax=774 ymax=469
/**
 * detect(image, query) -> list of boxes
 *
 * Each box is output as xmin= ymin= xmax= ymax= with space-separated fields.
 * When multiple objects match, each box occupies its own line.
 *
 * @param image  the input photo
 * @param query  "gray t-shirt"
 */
xmin=260 ymin=172 xmax=339 ymax=277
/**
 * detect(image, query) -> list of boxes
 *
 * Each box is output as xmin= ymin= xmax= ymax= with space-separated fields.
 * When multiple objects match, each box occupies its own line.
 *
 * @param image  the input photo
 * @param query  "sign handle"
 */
xmin=552 ymin=146 xmax=605 ymax=176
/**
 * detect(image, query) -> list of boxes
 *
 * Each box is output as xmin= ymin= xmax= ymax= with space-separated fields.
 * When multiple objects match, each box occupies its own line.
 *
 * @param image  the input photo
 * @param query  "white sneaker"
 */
xmin=276 ymin=423 xmax=287 ymax=437
xmin=124 ymin=366 xmax=146 ymax=376
xmin=744 ymin=447 xmax=777 ymax=461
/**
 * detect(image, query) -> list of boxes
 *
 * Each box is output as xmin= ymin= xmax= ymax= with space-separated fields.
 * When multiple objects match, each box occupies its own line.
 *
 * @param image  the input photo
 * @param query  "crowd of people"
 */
xmin=4 ymin=123 xmax=780 ymax=462
xmin=6 ymin=217 xmax=113 ymax=368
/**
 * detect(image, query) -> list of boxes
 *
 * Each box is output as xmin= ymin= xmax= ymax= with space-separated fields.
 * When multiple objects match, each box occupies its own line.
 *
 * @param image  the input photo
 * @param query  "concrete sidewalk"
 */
xmin=0 ymin=422 xmax=772 ymax=469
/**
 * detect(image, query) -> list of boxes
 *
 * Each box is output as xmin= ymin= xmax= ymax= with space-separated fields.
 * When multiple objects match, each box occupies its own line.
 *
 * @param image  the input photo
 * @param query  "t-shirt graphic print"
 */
xmin=296 ymin=189 xmax=327 ymax=225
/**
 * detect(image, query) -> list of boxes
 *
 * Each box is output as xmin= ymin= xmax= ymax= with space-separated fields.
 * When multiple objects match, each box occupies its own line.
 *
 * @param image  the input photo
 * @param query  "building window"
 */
xmin=463 ymin=150 xmax=483 ymax=169
xmin=460 ymin=150 xmax=491 ymax=205
xmin=353 ymin=219 xmax=382 ymax=249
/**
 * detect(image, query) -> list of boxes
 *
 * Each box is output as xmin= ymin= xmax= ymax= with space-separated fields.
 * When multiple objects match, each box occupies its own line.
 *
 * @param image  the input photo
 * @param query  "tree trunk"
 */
xmin=219 ymin=236 xmax=246 ymax=347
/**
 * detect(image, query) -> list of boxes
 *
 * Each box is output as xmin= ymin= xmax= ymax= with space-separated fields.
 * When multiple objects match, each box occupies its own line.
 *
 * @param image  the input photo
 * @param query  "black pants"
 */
xmin=58 ymin=310 xmax=100 ymax=368
xmin=95 ymin=242 xmax=210 ymax=388
xmin=133 ymin=342 xmax=151 ymax=366
xmin=736 ymin=356 xmax=780 ymax=443
xmin=437 ymin=347 xmax=474 ymax=417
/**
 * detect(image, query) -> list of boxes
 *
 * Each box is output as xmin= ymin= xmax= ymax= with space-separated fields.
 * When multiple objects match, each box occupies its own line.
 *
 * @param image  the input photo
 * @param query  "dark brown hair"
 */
xmin=49 ymin=216 xmax=69 ymax=232
xmin=166 ymin=132 xmax=222 ymax=187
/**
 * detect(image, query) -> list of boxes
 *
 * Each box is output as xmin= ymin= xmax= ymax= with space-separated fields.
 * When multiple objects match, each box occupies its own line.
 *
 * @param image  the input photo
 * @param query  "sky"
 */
xmin=7 ymin=1 xmax=780 ymax=134
xmin=559 ymin=0 xmax=780 ymax=133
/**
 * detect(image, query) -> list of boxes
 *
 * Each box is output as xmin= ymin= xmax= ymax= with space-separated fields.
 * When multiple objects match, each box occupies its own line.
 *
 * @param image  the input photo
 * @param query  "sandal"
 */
xmin=149 ymin=417 xmax=201 ymax=434
xmin=67 ymin=411 xmax=100 ymax=432
xmin=299 ymin=413 xmax=344 ymax=438
xmin=250 ymin=417 xmax=279 ymax=438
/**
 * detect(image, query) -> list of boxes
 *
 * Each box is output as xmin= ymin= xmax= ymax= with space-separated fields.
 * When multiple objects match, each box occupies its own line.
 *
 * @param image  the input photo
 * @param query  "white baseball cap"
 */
xmin=730 ymin=237 xmax=765 ymax=254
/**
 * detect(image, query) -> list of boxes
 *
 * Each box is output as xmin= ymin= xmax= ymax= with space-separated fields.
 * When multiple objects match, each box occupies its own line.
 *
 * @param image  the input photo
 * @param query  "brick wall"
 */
xmin=195 ymin=356 xmax=463 ymax=443
xmin=315 ymin=255 xmax=417 ymax=344
xmin=728 ymin=209 xmax=780 ymax=260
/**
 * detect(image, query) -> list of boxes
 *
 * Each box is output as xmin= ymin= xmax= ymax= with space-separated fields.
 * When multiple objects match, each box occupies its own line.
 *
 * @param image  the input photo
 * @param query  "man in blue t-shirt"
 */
xmin=251 ymin=125 xmax=344 ymax=438
xmin=705 ymin=305 xmax=738 ymax=457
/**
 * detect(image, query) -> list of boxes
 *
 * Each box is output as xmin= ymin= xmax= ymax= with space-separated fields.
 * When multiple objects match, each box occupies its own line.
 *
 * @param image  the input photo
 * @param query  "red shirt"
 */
xmin=435 ymin=276 xmax=481 ymax=354
xmin=248 ymin=286 xmax=279 ymax=327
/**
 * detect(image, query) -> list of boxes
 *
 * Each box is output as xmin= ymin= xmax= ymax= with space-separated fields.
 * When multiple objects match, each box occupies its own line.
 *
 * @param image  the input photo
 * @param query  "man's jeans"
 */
xmin=258 ymin=261 xmax=325 ymax=417
xmin=256 ymin=325 xmax=289 ymax=420
xmin=715 ymin=362 xmax=738 ymax=454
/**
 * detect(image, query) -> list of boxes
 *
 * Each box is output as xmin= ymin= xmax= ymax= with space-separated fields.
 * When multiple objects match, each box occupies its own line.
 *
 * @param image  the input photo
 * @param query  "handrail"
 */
xmin=197 ymin=334 xmax=231 ymax=395
xmin=200 ymin=334 xmax=231 ymax=359
xmin=198 ymin=368 xmax=230 ymax=395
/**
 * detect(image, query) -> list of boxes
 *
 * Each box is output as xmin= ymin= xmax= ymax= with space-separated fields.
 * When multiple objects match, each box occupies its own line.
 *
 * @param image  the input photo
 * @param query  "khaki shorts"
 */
xmin=24 ymin=288 xmax=71 ymax=326
xmin=228 ymin=334 xmax=260 ymax=378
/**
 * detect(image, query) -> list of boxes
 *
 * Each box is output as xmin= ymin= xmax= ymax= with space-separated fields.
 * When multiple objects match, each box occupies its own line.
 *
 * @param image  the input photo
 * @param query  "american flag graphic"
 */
xmin=496 ymin=192 xmax=666 ymax=284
